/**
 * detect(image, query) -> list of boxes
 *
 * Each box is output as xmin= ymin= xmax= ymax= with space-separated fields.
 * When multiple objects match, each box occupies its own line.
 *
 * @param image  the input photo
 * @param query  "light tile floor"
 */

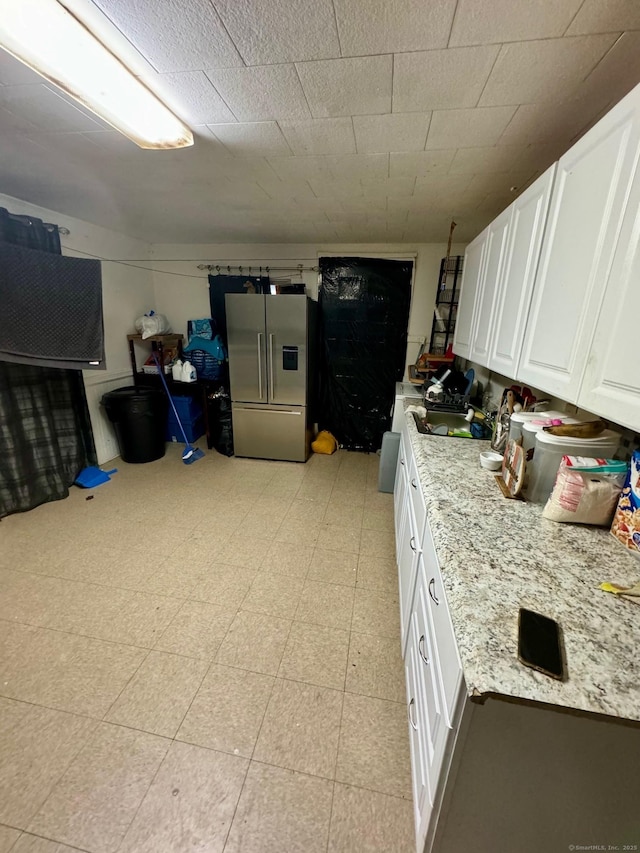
xmin=0 ymin=444 xmax=415 ymax=853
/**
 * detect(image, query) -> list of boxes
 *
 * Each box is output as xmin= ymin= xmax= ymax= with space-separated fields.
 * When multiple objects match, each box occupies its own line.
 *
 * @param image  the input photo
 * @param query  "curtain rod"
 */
xmin=198 ymin=263 xmax=319 ymax=273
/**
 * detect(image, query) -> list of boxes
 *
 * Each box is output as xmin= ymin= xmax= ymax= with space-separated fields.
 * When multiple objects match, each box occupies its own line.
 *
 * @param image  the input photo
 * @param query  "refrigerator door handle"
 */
xmin=257 ymin=333 xmax=264 ymax=399
xmin=269 ymin=333 xmax=275 ymax=399
xmin=234 ymin=406 xmax=301 ymax=415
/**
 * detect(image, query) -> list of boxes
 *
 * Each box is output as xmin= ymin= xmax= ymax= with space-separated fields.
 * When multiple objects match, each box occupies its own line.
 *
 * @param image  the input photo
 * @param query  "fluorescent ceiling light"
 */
xmin=0 ymin=0 xmax=193 ymax=149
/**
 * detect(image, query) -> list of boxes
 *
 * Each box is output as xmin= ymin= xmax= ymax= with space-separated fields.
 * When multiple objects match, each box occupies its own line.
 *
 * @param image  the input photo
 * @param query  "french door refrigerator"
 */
xmin=225 ymin=294 xmax=316 ymax=462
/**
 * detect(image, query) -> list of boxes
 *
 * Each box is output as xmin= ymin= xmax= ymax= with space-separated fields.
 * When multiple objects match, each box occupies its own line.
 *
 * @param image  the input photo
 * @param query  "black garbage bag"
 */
xmin=208 ymin=387 xmax=234 ymax=457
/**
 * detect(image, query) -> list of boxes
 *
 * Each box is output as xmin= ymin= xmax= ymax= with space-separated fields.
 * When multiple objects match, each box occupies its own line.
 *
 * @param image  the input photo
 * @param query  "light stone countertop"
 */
xmin=404 ymin=408 xmax=640 ymax=722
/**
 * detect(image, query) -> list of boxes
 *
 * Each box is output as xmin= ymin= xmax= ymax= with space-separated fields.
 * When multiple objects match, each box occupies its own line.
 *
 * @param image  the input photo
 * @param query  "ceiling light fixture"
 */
xmin=0 ymin=0 xmax=193 ymax=149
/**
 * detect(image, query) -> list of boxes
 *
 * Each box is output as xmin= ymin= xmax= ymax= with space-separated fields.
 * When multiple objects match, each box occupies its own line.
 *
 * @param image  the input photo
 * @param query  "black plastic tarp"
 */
xmin=318 ymin=257 xmax=413 ymax=453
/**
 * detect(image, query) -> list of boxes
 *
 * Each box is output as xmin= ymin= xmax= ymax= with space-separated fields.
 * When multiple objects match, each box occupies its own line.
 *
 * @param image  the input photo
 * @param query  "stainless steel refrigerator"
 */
xmin=225 ymin=294 xmax=316 ymax=462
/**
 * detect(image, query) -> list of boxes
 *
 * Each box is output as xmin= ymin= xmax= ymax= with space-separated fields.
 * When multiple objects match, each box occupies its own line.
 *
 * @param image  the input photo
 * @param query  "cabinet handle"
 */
xmin=411 ymin=477 xmax=417 ymax=489
xmin=408 ymin=697 xmax=418 ymax=731
xmin=419 ymin=634 xmax=429 ymax=665
xmin=409 ymin=536 xmax=416 ymax=552
xmin=428 ymin=578 xmax=440 ymax=606
xmin=400 ymin=457 xmax=405 ymax=466
xmin=257 ymin=333 xmax=263 ymax=399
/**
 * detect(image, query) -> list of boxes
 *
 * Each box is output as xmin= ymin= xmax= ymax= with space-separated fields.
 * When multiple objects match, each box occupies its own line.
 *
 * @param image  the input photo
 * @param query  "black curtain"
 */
xmin=318 ymin=257 xmax=413 ymax=453
xmin=0 ymin=208 xmax=97 ymax=518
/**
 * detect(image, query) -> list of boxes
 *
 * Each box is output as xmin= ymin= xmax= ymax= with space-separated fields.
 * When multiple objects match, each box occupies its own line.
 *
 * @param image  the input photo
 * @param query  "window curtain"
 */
xmin=0 ymin=208 xmax=97 ymax=518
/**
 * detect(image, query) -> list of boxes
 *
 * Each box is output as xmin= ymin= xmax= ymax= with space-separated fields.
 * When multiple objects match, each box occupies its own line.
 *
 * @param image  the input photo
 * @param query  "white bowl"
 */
xmin=480 ymin=451 xmax=503 ymax=471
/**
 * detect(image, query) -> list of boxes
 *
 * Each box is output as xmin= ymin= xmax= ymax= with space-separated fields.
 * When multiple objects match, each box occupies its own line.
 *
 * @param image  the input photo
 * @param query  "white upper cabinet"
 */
xmin=489 ymin=165 xmax=556 ymax=377
xmin=518 ymin=88 xmax=640 ymax=402
xmin=469 ymin=207 xmax=511 ymax=368
xmin=577 ymin=157 xmax=640 ymax=432
xmin=452 ymin=228 xmax=487 ymax=359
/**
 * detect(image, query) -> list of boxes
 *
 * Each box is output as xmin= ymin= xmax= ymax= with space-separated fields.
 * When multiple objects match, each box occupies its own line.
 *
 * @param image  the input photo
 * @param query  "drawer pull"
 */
xmin=418 ymin=634 xmax=429 ymax=665
xmin=411 ymin=477 xmax=417 ymax=489
xmin=428 ymin=578 xmax=440 ymax=606
xmin=409 ymin=536 xmax=416 ymax=552
xmin=408 ymin=697 xmax=418 ymax=731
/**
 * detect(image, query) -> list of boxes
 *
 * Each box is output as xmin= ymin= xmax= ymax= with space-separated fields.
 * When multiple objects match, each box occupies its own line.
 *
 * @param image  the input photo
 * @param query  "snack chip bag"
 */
xmin=611 ymin=450 xmax=640 ymax=556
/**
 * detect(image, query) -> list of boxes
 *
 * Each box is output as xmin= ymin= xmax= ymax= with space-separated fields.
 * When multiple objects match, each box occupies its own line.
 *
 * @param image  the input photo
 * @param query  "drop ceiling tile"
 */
xmin=206 ymin=65 xmax=311 ymax=122
xmin=449 ymin=145 xmax=533 ymax=174
xmin=499 ymin=100 xmax=597 ymax=145
xmin=144 ymin=71 xmax=235 ymax=124
xmin=566 ymin=0 xmax=640 ymax=35
xmin=478 ymin=34 xmax=618 ymax=106
xmin=279 ymin=118 xmax=356 ymax=155
xmin=324 ymin=153 xmax=389 ymax=179
xmin=0 ymin=105 xmax=39 ymax=133
xmin=296 ymin=56 xmax=392 ymax=118
xmin=353 ymin=113 xmax=431 ymax=153
xmin=256 ymin=176 xmax=317 ymax=200
xmin=412 ymin=173 xmax=474 ymax=195
xmin=0 ymin=85 xmax=104 ymax=132
xmin=389 ymin=150 xmax=456 ymax=177
xmin=92 ymin=0 xmax=242 ymax=72
xmin=307 ymin=178 xmax=365 ymax=200
xmin=0 ymin=52 xmax=43 ymax=86
xmin=213 ymin=0 xmax=340 ymax=64
xmin=449 ymin=0 xmax=583 ymax=46
xmin=426 ymin=106 xmax=516 ymax=149
xmin=393 ymin=46 xmax=499 ymax=112
xmin=465 ymin=170 xmax=539 ymax=194
xmin=267 ymin=156 xmax=334 ymax=181
xmin=332 ymin=0 xmax=456 ymax=55
xmin=360 ymin=177 xmax=417 ymax=196
xmin=207 ymin=122 xmax=292 ymax=157
xmin=572 ymin=31 xmax=640 ymax=114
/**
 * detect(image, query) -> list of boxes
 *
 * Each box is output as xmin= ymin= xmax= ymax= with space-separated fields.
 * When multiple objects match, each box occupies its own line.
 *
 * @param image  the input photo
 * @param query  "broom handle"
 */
xmin=152 ymin=353 xmax=190 ymax=446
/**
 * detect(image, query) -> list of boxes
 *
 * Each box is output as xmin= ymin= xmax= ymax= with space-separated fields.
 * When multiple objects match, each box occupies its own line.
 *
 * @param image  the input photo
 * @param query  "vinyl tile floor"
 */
xmin=0 ymin=444 xmax=415 ymax=853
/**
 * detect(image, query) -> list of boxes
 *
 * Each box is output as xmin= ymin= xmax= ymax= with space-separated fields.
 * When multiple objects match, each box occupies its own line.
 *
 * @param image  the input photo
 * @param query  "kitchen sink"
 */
xmin=412 ymin=411 xmax=487 ymax=438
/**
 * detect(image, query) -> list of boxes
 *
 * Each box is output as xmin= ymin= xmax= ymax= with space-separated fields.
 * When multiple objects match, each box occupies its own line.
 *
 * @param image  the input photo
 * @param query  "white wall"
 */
xmin=0 ymin=193 xmax=154 ymax=463
xmin=150 ymin=241 xmax=467 ymax=372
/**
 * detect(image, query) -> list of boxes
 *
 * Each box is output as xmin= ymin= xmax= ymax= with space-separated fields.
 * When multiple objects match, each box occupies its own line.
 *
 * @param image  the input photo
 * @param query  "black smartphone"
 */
xmin=518 ymin=608 xmax=566 ymax=681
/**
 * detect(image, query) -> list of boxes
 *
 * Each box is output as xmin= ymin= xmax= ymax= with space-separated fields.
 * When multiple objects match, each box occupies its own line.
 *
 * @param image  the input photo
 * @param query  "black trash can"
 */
xmin=102 ymin=386 xmax=168 ymax=463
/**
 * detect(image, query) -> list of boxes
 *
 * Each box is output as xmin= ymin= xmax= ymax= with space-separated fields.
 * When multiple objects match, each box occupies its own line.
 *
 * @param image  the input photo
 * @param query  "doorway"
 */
xmin=318 ymin=256 xmax=413 ymax=452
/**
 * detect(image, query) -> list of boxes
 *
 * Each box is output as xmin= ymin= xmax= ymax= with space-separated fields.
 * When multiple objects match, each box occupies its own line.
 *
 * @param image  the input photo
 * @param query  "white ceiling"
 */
xmin=1 ymin=0 xmax=640 ymax=244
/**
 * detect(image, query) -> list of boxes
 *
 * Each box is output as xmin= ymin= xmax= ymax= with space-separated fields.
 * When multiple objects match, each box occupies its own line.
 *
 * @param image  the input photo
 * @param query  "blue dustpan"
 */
xmin=75 ymin=466 xmax=118 ymax=488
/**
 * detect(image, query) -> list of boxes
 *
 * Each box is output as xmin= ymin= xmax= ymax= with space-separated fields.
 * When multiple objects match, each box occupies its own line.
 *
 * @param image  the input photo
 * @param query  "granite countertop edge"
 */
xmin=402 ymin=408 xmax=640 ymax=723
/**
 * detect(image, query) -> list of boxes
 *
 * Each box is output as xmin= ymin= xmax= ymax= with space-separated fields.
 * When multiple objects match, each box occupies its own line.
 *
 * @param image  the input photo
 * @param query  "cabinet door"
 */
xmin=422 ymin=522 xmax=462 ymax=728
xmin=394 ymin=431 xmax=409 ymax=561
xmin=578 ymin=157 xmax=640 ymax=431
xmin=397 ymin=496 xmax=420 ymax=657
xmin=470 ymin=208 xmax=511 ymax=368
xmin=489 ymin=165 xmax=556 ymax=377
xmin=452 ymin=229 xmax=487 ymax=359
xmin=518 ymin=89 xmax=640 ymax=401
xmin=405 ymin=616 xmax=432 ymax=842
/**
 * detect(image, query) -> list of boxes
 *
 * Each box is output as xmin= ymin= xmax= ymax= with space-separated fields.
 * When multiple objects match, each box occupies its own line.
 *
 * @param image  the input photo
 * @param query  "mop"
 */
xmin=152 ymin=353 xmax=205 ymax=464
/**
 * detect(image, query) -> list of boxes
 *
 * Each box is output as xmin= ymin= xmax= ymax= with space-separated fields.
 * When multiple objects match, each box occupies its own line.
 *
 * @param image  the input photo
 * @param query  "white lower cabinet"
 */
xmin=397 ymin=495 xmax=420 ymax=658
xmin=396 ymin=425 xmax=464 ymax=852
xmin=405 ymin=613 xmax=432 ymax=840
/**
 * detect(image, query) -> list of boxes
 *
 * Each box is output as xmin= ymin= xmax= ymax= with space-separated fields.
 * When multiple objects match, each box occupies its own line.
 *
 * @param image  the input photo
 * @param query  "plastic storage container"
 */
xmin=102 ymin=386 xmax=167 ymax=463
xmin=378 ymin=431 xmax=401 ymax=493
xmin=508 ymin=411 xmax=566 ymax=446
xmin=521 ymin=416 xmax=581 ymax=462
xmin=525 ymin=429 xmax=621 ymax=504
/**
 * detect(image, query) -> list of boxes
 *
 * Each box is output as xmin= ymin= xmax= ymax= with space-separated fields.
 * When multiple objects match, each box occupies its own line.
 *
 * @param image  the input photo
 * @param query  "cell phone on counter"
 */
xmin=517 ymin=608 xmax=566 ymax=681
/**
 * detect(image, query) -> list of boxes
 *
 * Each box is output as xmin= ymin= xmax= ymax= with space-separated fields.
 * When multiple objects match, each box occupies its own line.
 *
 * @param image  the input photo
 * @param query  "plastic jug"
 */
xmin=171 ymin=359 xmax=183 ymax=381
xmin=181 ymin=360 xmax=196 ymax=383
